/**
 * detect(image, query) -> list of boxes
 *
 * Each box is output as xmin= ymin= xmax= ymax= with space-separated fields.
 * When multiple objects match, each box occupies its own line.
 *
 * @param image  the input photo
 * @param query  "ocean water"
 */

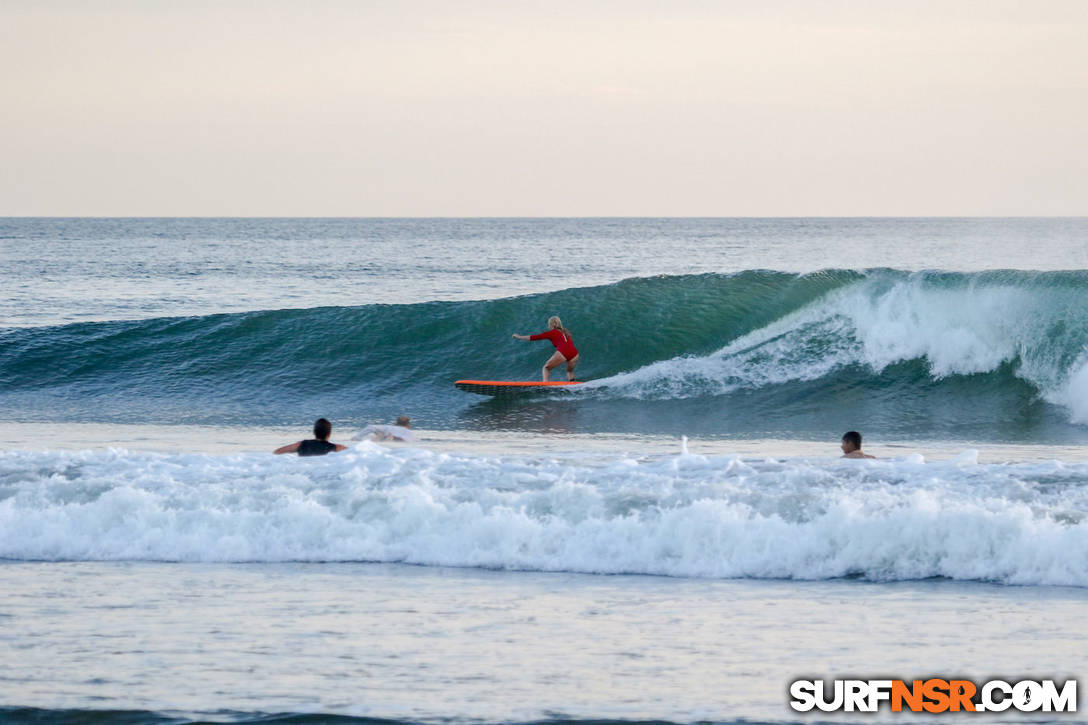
xmin=1 ymin=218 xmax=1087 ymax=724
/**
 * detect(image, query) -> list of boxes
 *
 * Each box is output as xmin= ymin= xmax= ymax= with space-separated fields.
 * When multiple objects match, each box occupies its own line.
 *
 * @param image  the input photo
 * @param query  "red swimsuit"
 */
xmin=529 ymin=329 xmax=578 ymax=360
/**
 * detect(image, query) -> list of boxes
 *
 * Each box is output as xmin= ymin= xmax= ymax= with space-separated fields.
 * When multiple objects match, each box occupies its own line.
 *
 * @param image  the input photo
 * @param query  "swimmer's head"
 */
xmin=396 ymin=415 xmax=411 ymax=428
xmin=314 ymin=417 xmax=332 ymax=440
xmin=548 ymin=316 xmax=562 ymax=330
xmin=841 ymin=430 xmax=862 ymax=453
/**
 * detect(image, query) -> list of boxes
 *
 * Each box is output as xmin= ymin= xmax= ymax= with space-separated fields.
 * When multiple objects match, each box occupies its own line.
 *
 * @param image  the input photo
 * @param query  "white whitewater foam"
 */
xmin=589 ymin=272 xmax=1088 ymax=422
xmin=1 ymin=443 xmax=1085 ymax=586
xmin=1058 ymin=356 xmax=1088 ymax=424
xmin=352 ymin=424 xmax=418 ymax=443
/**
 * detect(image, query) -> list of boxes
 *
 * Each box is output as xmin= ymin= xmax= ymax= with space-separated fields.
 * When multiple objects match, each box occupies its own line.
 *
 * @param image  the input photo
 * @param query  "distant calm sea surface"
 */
xmin=1 ymin=218 xmax=1086 ymax=724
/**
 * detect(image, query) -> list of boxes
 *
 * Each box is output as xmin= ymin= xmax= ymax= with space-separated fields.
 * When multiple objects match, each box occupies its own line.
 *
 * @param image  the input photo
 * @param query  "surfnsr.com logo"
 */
xmin=789 ymin=679 xmax=1077 ymax=713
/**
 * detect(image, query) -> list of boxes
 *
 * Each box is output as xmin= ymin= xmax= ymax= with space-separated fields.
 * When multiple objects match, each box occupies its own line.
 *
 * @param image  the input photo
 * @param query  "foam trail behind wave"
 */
xmin=591 ymin=271 xmax=1088 ymax=420
xmin=2 ymin=444 xmax=1085 ymax=587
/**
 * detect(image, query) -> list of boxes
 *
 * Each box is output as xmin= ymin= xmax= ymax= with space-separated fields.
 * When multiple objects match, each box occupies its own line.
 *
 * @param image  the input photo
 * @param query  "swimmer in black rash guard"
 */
xmin=275 ymin=418 xmax=348 ymax=456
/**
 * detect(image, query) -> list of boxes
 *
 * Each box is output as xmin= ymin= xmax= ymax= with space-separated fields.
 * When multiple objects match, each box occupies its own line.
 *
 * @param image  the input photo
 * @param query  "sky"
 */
xmin=1 ymin=0 xmax=1086 ymax=216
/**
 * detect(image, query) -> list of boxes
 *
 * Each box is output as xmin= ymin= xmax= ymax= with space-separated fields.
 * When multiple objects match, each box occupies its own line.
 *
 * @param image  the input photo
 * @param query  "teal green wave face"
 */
xmin=4 ymin=269 xmax=1088 ymax=442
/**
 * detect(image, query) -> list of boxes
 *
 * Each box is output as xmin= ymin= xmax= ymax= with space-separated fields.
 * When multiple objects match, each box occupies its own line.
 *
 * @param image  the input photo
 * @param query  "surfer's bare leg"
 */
xmin=566 ymin=354 xmax=579 ymax=381
xmin=543 ymin=351 xmax=566 ymax=381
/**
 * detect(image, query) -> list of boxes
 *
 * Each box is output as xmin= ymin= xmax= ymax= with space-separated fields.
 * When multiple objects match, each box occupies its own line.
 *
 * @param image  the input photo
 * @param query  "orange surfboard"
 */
xmin=455 ymin=380 xmax=583 ymax=396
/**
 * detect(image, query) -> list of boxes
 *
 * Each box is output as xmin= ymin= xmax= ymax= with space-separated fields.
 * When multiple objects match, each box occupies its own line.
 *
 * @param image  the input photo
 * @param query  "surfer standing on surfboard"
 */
xmin=512 ymin=316 xmax=579 ymax=382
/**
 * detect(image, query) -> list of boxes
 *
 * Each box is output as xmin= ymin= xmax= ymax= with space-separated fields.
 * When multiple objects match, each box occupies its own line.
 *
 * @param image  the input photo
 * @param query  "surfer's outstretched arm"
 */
xmin=274 ymin=441 xmax=301 ymax=455
xmin=512 ymin=333 xmax=529 ymax=340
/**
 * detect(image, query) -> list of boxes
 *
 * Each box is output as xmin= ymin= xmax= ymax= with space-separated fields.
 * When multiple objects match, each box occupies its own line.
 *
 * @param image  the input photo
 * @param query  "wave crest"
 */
xmin=4 ymin=269 xmax=1088 ymax=432
xmin=590 ymin=271 xmax=1088 ymax=423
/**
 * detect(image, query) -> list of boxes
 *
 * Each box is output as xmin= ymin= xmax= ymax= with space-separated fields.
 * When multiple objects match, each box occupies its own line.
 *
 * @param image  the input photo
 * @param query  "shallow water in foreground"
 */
xmin=2 ymin=561 xmax=1085 ymax=724
xmin=1 ymin=427 xmax=1086 ymax=723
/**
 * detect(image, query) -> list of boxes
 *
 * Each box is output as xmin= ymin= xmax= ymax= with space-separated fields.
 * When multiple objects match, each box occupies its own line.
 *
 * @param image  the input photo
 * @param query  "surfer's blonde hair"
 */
xmin=548 ymin=316 xmax=571 ymax=335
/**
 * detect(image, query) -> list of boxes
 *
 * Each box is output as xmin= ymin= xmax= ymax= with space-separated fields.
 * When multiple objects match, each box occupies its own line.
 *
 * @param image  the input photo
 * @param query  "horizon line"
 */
xmin=3 ymin=215 xmax=1087 ymax=220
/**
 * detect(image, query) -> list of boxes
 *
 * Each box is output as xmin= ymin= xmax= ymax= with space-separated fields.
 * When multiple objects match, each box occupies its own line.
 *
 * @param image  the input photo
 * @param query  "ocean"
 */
xmin=1 ymin=217 xmax=1086 ymax=724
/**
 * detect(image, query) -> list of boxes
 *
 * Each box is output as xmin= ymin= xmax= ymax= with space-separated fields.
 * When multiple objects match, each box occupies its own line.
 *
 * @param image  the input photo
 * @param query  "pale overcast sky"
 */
xmin=1 ymin=0 xmax=1086 ymax=216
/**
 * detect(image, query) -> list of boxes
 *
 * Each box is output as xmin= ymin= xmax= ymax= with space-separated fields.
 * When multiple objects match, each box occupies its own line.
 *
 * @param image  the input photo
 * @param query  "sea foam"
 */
xmin=1 ymin=443 xmax=1085 ymax=587
xmin=591 ymin=271 xmax=1088 ymax=420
